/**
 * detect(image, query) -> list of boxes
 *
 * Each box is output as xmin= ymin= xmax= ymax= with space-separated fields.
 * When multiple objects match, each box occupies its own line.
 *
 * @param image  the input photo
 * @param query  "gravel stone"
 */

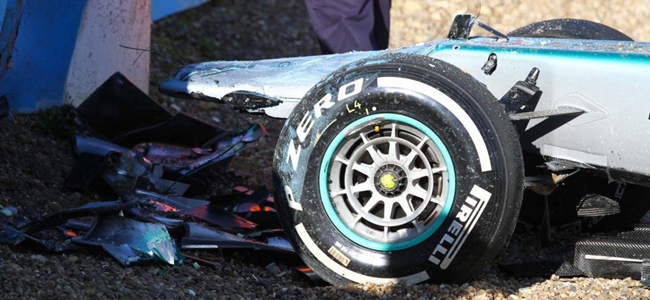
xmin=3 ymin=1 xmax=650 ymax=299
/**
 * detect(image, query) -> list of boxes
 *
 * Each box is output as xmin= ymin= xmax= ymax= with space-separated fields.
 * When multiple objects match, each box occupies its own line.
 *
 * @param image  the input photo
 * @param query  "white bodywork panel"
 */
xmin=160 ymin=37 xmax=650 ymax=181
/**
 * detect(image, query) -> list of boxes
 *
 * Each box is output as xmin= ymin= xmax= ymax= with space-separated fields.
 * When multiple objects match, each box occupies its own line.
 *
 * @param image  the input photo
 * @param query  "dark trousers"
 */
xmin=304 ymin=0 xmax=391 ymax=54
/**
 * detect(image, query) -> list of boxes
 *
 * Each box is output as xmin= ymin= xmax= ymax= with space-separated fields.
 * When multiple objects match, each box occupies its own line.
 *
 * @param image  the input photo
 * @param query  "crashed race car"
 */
xmin=160 ymin=15 xmax=650 ymax=286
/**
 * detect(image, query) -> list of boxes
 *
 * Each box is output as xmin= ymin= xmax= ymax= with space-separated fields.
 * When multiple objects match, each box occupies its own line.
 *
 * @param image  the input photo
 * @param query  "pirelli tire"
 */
xmin=272 ymin=53 xmax=524 ymax=286
xmin=508 ymin=18 xmax=633 ymax=41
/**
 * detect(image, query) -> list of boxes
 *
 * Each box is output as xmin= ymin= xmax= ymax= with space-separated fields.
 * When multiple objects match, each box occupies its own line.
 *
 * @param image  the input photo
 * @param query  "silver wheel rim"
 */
xmin=327 ymin=121 xmax=450 ymax=244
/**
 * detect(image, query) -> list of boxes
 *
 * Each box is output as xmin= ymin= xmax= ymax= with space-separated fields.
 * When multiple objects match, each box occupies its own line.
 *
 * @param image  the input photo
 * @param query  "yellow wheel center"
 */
xmin=380 ymin=173 xmax=396 ymax=190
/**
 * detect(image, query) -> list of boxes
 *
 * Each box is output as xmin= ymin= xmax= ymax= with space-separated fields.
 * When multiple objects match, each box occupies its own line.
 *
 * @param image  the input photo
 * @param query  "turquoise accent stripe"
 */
xmin=433 ymin=42 xmax=650 ymax=64
xmin=319 ymin=113 xmax=456 ymax=251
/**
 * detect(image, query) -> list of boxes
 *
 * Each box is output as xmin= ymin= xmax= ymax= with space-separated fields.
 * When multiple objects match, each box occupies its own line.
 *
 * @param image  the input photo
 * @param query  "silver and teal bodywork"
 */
xmin=160 ymin=23 xmax=650 ymax=184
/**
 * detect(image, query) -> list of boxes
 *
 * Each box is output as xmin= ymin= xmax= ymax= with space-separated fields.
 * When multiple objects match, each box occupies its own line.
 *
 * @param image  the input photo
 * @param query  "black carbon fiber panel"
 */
xmin=575 ymin=194 xmax=620 ymax=217
xmin=574 ymin=236 xmax=650 ymax=279
xmin=618 ymin=230 xmax=650 ymax=241
xmin=634 ymin=224 xmax=650 ymax=231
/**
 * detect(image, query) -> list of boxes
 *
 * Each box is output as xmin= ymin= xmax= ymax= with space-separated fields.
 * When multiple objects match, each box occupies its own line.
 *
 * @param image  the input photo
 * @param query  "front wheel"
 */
xmin=273 ymin=53 xmax=524 ymax=286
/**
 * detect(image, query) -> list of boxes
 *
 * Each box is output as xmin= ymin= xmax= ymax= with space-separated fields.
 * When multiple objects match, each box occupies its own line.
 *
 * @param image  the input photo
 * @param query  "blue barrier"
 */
xmin=0 ymin=1 xmax=87 ymax=112
xmin=0 ymin=0 xmax=22 ymax=79
xmin=152 ymin=0 xmax=208 ymax=21
xmin=0 ymin=0 xmax=206 ymax=113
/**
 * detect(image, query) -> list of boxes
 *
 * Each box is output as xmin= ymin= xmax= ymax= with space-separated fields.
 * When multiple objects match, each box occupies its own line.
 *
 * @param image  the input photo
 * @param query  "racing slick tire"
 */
xmin=272 ymin=53 xmax=524 ymax=286
xmin=508 ymin=19 xmax=633 ymax=41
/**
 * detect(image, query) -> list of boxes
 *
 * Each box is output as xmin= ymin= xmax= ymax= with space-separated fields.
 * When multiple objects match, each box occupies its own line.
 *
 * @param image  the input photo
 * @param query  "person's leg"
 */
xmin=373 ymin=0 xmax=391 ymax=50
xmin=304 ymin=0 xmax=391 ymax=54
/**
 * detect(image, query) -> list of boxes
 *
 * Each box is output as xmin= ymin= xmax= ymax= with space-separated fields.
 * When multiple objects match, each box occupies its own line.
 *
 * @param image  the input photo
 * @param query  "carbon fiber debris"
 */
xmin=574 ymin=234 xmax=650 ymax=279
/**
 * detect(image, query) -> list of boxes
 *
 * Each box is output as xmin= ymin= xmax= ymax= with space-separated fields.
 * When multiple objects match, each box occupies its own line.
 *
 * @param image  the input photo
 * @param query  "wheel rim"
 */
xmin=320 ymin=113 xmax=455 ymax=251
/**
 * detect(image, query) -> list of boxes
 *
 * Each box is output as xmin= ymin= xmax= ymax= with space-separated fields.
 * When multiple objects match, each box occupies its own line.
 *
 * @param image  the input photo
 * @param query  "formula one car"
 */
xmin=160 ymin=15 xmax=650 ymax=286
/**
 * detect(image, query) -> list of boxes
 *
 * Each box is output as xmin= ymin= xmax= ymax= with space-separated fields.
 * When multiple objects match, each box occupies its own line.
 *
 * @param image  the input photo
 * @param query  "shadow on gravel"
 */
xmin=3 ymin=1 xmax=649 ymax=299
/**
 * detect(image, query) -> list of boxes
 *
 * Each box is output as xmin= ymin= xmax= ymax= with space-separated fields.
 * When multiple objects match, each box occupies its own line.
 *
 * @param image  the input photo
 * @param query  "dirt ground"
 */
xmin=390 ymin=0 xmax=650 ymax=46
xmin=2 ymin=1 xmax=650 ymax=299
